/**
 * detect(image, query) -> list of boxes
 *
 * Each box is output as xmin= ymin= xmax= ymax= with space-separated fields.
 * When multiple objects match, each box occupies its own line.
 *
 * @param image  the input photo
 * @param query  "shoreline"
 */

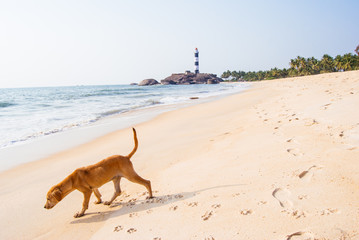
xmin=0 ymin=83 xmax=249 ymax=173
xmin=0 ymin=71 xmax=358 ymax=239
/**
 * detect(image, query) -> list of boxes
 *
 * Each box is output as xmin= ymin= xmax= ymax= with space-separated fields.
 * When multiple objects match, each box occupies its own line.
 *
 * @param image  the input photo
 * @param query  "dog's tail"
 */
xmin=127 ymin=128 xmax=138 ymax=159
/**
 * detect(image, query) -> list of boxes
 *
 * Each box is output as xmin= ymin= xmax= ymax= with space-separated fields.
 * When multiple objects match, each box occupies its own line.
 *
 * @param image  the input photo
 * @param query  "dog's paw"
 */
xmin=146 ymin=196 xmax=155 ymax=200
xmin=104 ymin=201 xmax=112 ymax=205
xmin=94 ymin=200 xmax=102 ymax=204
xmin=74 ymin=212 xmax=84 ymax=218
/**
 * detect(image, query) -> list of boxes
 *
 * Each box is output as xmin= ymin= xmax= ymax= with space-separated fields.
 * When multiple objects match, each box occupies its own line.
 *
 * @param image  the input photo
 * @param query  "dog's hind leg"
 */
xmin=74 ymin=190 xmax=92 ymax=218
xmin=127 ymin=173 xmax=153 ymax=199
xmin=104 ymin=177 xmax=122 ymax=205
xmin=93 ymin=188 xmax=102 ymax=204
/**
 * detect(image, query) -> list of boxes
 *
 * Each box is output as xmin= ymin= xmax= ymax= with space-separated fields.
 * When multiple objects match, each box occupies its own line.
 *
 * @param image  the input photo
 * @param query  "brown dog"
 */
xmin=44 ymin=128 xmax=152 ymax=218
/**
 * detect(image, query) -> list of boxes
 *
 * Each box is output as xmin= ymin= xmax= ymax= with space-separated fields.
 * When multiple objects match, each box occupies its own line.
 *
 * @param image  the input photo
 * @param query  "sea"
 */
xmin=0 ymin=83 xmax=249 ymax=151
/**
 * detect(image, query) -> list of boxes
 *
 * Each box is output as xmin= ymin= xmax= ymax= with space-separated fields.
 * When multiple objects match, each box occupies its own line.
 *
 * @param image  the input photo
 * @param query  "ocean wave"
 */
xmin=80 ymin=91 xmax=127 ymax=98
xmin=0 ymin=102 xmax=16 ymax=108
xmin=159 ymin=96 xmax=188 ymax=104
xmin=80 ymin=87 xmax=147 ymax=98
xmin=36 ymin=103 xmax=52 ymax=108
xmin=0 ymin=119 xmax=98 ymax=149
xmin=100 ymin=109 xmax=126 ymax=117
xmin=145 ymin=99 xmax=161 ymax=106
xmin=0 ymin=83 xmax=248 ymax=150
xmin=126 ymin=93 xmax=162 ymax=99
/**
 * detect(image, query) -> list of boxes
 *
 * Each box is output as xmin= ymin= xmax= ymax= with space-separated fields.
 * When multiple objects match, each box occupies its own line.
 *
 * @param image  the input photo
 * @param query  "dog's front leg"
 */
xmin=74 ymin=190 xmax=92 ymax=218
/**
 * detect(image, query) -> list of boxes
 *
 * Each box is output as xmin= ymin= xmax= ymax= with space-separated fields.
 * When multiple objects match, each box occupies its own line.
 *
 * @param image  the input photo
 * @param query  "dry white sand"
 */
xmin=0 ymin=71 xmax=359 ymax=240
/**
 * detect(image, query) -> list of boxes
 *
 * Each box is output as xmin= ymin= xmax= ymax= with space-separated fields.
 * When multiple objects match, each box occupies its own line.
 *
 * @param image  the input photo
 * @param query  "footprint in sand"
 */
xmin=174 ymin=194 xmax=184 ymax=199
xmin=304 ymin=118 xmax=319 ymax=126
xmin=298 ymin=165 xmax=323 ymax=182
xmin=202 ymin=211 xmax=214 ymax=221
xmin=286 ymin=231 xmax=315 ymax=240
xmin=187 ymin=202 xmax=198 ymax=207
xmin=127 ymin=228 xmax=137 ymax=234
xmin=325 ymin=89 xmax=332 ymax=95
xmin=113 ymin=225 xmax=124 ymax=232
xmin=200 ymin=202 xmax=223 ymax=222
xmin=321 ymin=103 xmax=332 ymax=110
xmin=257 ymin=201 xmax=267 ymax=205
xmin=204 ymin=236 xmax=215 ymax=240
xmin=298 ymin=195 xmax=308 ymax=200
xmin=320 ymin=208 xmax=340 ymax=215
xmin=287 ymin=148 xmax=303 ymax=157
xmin=272 ymin=188 xmax=293 ymax=208
xmin=338 ymin=130 xmax=345 ymax=138
xmin=169 ymin=205 xmax=178 ymax=211
xmin=126 ymin=198 xmax=137 ymax=207
xmin=282 ymin=209 xmax=308 ymax=219
xmin=240 ymin=209 xmax=253 ymax=215
xmin=286 ymin=138 xmax=298 ymax=144
xmin=129 ymin=213 xmax=139 ymax=218
xmin=211 ymin=204 xmax=221 ymax=209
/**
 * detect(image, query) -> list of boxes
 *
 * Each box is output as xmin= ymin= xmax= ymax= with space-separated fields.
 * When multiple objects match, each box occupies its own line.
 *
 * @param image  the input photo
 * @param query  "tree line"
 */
xmin=222 ymin=47 xmax=359 ymax=82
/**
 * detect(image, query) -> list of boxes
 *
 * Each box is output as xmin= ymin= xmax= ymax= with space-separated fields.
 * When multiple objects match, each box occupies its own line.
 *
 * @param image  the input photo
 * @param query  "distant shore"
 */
xmin=0 ymin=71 xmax=358 ymax=239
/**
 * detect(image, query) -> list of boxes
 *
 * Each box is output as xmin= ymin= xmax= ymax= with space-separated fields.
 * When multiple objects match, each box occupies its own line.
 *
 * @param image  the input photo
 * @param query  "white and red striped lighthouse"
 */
xmin=194 ymin=48 xmax=199 ymax=74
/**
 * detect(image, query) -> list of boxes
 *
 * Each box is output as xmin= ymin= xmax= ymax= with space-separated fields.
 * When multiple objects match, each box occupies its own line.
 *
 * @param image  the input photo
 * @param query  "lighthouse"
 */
xmin=194 ymin=48 xmax=199 ymax=74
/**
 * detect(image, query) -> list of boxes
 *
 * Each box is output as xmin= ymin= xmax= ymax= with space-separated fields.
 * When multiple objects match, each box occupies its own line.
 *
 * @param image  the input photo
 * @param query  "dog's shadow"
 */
xmin=70 ymin=184 xmax=245 ymax=224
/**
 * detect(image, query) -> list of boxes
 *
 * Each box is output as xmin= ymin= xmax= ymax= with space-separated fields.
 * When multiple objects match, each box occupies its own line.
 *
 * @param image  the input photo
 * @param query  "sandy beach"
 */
xmin=0 ymin=70 xmax=359 ymax=240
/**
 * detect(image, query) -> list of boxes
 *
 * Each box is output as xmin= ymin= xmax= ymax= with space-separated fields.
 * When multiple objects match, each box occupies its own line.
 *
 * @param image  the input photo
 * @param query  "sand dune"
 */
xmin=0 ymin=71 xmax=358 ymax=239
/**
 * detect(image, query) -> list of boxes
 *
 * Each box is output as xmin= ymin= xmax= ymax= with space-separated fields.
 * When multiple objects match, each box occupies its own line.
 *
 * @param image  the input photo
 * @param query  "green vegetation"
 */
xmin=222 ymin=47 xmax=359 ymax=82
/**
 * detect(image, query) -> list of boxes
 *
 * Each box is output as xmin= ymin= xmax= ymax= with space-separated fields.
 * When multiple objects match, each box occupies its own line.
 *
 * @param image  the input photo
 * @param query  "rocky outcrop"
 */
xmin=161 ymin=73 xmax=222 ymax=85
xmin=138 ymin=79 xmax=159 ymax=86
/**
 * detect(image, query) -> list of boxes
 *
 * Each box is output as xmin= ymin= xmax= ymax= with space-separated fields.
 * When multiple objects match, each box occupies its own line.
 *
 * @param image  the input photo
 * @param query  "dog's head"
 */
xmin=44 ymin=186 xmax=62 ymax=209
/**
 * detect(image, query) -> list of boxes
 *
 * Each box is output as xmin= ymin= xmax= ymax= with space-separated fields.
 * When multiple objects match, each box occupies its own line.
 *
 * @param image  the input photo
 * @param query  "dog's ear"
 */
xmin=52 ymin=188 xmax=62 ymax=201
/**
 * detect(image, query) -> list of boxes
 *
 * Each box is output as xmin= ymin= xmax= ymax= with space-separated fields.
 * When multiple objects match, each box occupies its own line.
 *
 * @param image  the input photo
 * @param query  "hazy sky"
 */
xmin=1 ymin=0 xmax=358 ymax=88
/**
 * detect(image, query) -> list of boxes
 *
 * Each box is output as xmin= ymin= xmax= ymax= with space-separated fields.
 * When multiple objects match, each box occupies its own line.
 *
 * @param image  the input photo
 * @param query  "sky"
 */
xmin=0 ymin=0 xmax=358 ymax=88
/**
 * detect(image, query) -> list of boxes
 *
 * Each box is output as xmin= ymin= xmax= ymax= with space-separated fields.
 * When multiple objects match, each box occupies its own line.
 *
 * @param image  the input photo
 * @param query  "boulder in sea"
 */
xmin=130 ymin=83 xmax=138 ymax=85
xmin=161 ymin=73 xmax=223 ymax=85
xmin=138 ymin=79 xmax=160 ymax=86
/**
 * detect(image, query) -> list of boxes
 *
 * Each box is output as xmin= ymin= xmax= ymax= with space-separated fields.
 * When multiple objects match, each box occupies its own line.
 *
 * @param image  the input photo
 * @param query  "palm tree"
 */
xmin=290 ymin=58 xmax=299 ymax=70
xmin=320 ymin=54 xmax=335 ymax=73
xmin=341 ymin=53 xmax=359 ymax=71
xmin=281 ymin=68 xmax=289 ymax=78
xmin=288 ymin=67 xmax=298 ymax=77
xmin=297 ymin=56 xmax=309 ymax=75
xmin=307 ymin=57 xmax=320 ymax=74
xmin=334 ymin=55 xmax=343 ymax=72
xmin=221 ymin=70 xmax=231 ymax=79
xmin=221 ymin=51 xmax=358 ymax=82
xmin=288 ymin=58 xmax=299 ymax=77
xmin=257 ymin=71 xmax=265 ymax=80
xmin=271 ymin=68 xmax=281 ymax=78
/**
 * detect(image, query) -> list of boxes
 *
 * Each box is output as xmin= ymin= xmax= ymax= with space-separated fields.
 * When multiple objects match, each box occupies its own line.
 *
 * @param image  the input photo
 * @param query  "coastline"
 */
xmin=0 ymin=71 xmax=358 ymax=239
xmin=0 ymin=82 xmax=249 ymax=172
